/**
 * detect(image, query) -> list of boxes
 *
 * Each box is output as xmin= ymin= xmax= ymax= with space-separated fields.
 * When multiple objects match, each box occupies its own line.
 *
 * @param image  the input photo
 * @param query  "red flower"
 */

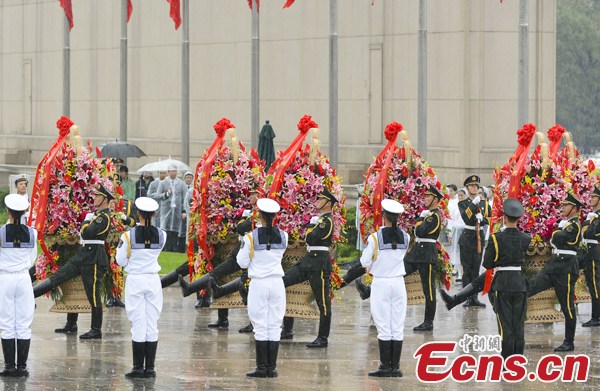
xmin=401 ymin=166 xmax=409 ymax=178
xmin=384 ymin=122 xmax=403 ymax=142
xmin=547 ymin=124 xmax=566 ymax=143
xmin=517 ymin=123 xmax=536 ymax=146
xmin=213 ymin=118 xmax=234 ymax=137
xmin=588 ymin=160 xmax=596 ymax=173
xmin=297 ymin=115 xmax=318 ymax=134
xmin=56 ymin=116 xmax=74 ymax=137
xmin=529 ymin=195 xmax=538 ymax=205
xmin=64 ymin=174 xmax=72 ymax=185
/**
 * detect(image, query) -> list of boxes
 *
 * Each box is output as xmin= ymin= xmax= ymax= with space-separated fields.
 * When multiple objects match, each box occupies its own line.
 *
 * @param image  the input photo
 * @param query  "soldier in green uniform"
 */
xmin=33 ymin=184 xmax=114 ymax=340
xmin=528 ymin=192 xmax=582 ymax=351
xmin=280 ymin=188 xmax=336 ymax=348
xmin=457 ymin=175 xmax=491 ymax=307
xmin=404 ymin=185 xmax=445 ymax=331
xmin=482 ymin=198 xmax=532 ymax=359
xmin=580 ymin=185 xmax=600 ymax=327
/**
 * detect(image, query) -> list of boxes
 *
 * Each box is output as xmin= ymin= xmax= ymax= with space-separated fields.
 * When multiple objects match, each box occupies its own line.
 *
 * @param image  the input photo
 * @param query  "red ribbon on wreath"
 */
xmin=363 ymin=122 xmax=403 ymax=235
xmin=187 ymin=118 xmax=231 ymax=279
xmin=267 ymin=115 xmax=316 ymax=198
xmin=29 ymin=117 xmax=73 ymax=265
xmin=484 ymin=123 xmax=537 ymax=295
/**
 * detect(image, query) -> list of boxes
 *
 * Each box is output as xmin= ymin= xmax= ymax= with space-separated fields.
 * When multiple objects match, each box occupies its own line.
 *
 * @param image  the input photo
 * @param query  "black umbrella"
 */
xmin=258 ymin=120 xmax=276 ymax=171
xmin=100 ymin=141 xmax=146 ymax=160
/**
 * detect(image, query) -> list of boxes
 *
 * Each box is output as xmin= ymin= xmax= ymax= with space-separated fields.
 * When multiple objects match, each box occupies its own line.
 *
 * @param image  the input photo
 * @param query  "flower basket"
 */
xmin=49 ymin=276 xmax=105 ymax=314
xmin=523 ymin=246 xmax=563 ymax=323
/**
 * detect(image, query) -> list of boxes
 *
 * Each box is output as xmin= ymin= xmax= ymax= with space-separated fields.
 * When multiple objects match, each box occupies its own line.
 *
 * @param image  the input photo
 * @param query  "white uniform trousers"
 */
xmin=370 ymin=276 xmax=407 ymax=341
xmin=247 ymin=277 xmax=286 ymax=341
xmin=125 ymin=274 xmax=163 ymax=342
xmin=0 ymin=272 xmax=35 ymax=339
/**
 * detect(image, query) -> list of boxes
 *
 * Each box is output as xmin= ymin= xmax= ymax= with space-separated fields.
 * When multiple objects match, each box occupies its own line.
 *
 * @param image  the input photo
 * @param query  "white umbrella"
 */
xmin=137 ymin=158 xmax=191 ymax=174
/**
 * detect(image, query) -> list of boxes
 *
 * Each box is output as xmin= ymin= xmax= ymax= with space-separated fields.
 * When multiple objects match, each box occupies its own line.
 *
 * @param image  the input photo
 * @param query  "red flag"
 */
xmin=167 ymin=0 xmax=181 ymax=30
xmin=59 ymin=0 xmax=74 ymax=30
xmin=247 ymin=0 xmax=260 ymax=11
xmin=283 ymin=0 xmax=295 ymax=8
xmin=128 ymin=0 xmax=133 ymax=23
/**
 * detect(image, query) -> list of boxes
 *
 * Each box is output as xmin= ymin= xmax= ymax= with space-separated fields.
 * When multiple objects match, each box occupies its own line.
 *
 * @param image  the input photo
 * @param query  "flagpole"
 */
xmin=63 ymin=11 xmax=70 ymax=117
xmin=182 ymin=0 xmax=190 ymax=164
xmin=418 ymin=0 xmax=427 ymax=159
xmin=120 ymin=0 xmax=128 ymax=142
xmin=251 ymin=0 xmax=260 ymax=148
xmin=518 ymin=0 xmax=529 ymax=127
xmin=329 ymin=0 xmax=338 ymax=168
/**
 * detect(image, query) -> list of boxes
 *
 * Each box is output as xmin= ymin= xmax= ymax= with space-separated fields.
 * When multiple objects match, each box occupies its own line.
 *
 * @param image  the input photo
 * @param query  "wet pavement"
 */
xmin=5 ymin=281 xmax=600 ymax=390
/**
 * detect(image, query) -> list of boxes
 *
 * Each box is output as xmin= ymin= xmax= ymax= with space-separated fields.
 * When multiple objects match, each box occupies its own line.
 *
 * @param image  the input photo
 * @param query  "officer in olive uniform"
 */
xmin=33 ymin=184 xmax=113 ymax=340
xmin=529 ymin=192 xmax=582 ymax=351
xmin=457 ymin=175 xmax=491 ymax=307
xmin=281 ymin=188 xmax=337 ymax=348
xmin=404 ymin=185 xmax=444 ymax=331
xmin=580 ymin=185 xmax=600 ymax=327
xmin=482 ymin=198 xmax=532 ymax=359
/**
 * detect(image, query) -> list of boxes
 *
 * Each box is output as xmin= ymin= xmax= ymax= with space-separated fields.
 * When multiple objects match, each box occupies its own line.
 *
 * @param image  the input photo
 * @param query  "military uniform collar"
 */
xmin=594 ymin=208 xmax=600 ymax=214
xmin=319 ymin=211 xmax=332 ymax=218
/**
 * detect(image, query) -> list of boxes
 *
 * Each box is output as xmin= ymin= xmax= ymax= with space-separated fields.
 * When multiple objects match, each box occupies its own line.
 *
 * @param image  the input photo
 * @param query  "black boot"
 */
xmin=208 ymin=309 xmax=229 ymax=328
xmin=413 ymin=321 xmax=433 ymax=332
xmin=582 ymin=297 xmax=600 ymax=327
xmin=80 ymin=307 xmax=102 ymax=340
xmin=280 ymin=317 xmax=294 ymax=340
xmin=145 ymin=341 xmax=158 ymax=378
xmin=210 ymin=277 xmax=242 ymax=300
xmin=0 ymin=339 xmax=17 ymax=377
xmin=355 ymin=279 xmax=371 ymax=300
xmin=267 ymin=341 xmax=279 ymax=378
xmin=125 ymin=341 xmax=146 ymax=378
xmin=440 ymin=283 xmax=478 ymax=310
xmin=555 ymin=318 xmax=576 ymax=352
xmin=195 ymin=292 xmax=212 ymax=308
xmin=307 ymin=312 xmax=331 ymax=348
xmin=339 ymin=262 xmax=366 ymax=288
xmin=369 ymin=339 xmax=392 ymax=377
xmin=55 ymin=313 xmax=79 ymax=334
xmin=15 ymin=339 xmax=30 ymax=377
xmin=160 ymin=270 xmax=183 ymax=288
xmin=33 ymin=278 xmax=54 ymax=298
xmin=246 ymin=340 xmax=269 ymax=378
xmin=179 ymin=274 xmax=211 ymax=298
xmin=239 ymin=323 xmax=254 ymax=333
xmin=390 ymin=340 xmax=403 ymax=377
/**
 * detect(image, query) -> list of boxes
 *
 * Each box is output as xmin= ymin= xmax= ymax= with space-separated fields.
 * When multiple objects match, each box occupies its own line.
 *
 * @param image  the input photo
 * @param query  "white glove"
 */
xmin=419 ymin=210 xmax=430 ymax=218
xmin=119 ymin=212 xmax=128 ymax=221
xmin=558 ymin=220 xmax=568 ymax=229
xmin=586 ymin=212 xmax=598 ymax=221
xmin=310 ymin=216 xmax=320 ymax=225
xmin=84 ymin=213 xmax=94 ymax=222
xmin=472 ymin=195 xmax=481 ymax=204
xmin=499 ymin=225 xmax=506 ymax=232
xmin=475 ymin=213 xmax=483 ymax=222
xmin=241 ymin=209 xmax=251 ymax=218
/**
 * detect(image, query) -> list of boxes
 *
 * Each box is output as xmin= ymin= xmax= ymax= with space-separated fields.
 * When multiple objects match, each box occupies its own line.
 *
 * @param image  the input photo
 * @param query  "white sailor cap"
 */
xmin=5 ymin=194 xmax=29 ymax=212
xmin=381 ymin=199 xmax=404 ymax=214
xmin=135 ymin=197 xmax=159 ymax=212
xmin=183 ymin=171 xmax=193 ymax=177
xmin=257 ymin=198 xmax=280 ymax=214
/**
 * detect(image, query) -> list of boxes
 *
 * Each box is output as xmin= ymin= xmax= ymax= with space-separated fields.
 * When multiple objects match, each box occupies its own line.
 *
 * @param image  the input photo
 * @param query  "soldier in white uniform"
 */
xmin=360 ymin=199 xmax=409 ymax=378
xmin=0 ymin=195 xmax=37 ymax=377
xmin=237 ymin=198 xmax=288 ymax=378
xmin=116 ymin=197 xmax=166 ymax=379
